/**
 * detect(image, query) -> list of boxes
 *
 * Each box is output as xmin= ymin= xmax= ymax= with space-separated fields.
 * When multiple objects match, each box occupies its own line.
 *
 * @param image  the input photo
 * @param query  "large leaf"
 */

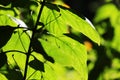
xmin=41 ymin=3 xmax=100 ymax=45
xmin=111 ymin=26 xmax=120 ymax=52
xmin=39 ymin=34 xmax=88 ymax=80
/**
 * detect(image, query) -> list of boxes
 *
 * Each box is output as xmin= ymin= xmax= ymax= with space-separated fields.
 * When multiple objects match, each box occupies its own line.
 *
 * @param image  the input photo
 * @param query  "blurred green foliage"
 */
xmin=87 ymin=0 xmax=120 ymax=80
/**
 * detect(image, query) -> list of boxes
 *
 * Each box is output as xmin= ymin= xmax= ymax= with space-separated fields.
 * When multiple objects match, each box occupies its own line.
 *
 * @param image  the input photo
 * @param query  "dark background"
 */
xmin=63 ymin=0 xmax=104 ymax=20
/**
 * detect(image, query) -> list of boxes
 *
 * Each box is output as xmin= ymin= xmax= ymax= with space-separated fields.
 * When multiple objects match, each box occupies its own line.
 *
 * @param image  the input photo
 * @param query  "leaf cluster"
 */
xmin=0 ymin=0 xmax=100 ymax=80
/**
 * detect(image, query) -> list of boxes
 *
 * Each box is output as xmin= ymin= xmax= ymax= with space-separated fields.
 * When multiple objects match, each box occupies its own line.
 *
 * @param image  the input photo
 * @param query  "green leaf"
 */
xmin=94 ymin=3 xmax=120 ymax=51
xmin=0 ymin=14 xmax=17 ymax=26
xmin=111 ymin=26 xmax=120 ymax=52
xmin=94 ymin=3 xmax=119 ymax=24
xmin=41 ymin=4 xmax=100 ymax=45
xmin=43 ymin=63 xmax=67 ymax=80
xmin=39 ymin=34 xmax=88 ymax=80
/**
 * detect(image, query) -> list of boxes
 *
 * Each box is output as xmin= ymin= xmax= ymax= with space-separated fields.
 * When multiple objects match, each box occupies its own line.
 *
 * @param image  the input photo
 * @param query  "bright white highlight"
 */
xmin=8 ymin=15 xmax=28 ymax=28
xmin=7 ymin=15 xmax=31 ymax=37
xmin=85 ymin=17 xmax=95 ymax=29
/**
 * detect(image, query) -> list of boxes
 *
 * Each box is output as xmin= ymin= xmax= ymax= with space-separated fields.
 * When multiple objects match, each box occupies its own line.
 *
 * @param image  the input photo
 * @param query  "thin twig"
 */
xmin=5 ymin=50 xmax=25 ymax=54
xmin=26 ymin=71 xmax=37 ymax=80
xmin=22 ymin=0 xmax=46 ymax=80
xmin=18 ymin=29 xmax=27 ymax=52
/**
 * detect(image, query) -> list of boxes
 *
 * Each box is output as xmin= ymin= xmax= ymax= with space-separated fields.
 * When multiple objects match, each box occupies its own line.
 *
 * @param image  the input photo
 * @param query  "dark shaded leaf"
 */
xmin=0 ymin=0 xmax=11 ymax=6
xmin=4 ymin=65 xmax=23 ymax=80
xmin=37 ymin=22 xmax=44 ymax=27
xmin=0 ymin=26 xmax=16 ymax=48
xmin=45 ymin=3 xmax=60 ymax=12
xmin=31 ymin=38 xmax=54 ymax=63
xmin=11 ymin=0 xmax=38 ymax=8
xmin=46 ymin=0 xmax=55 ymax=3
xmin=0 ymin=50 xmax=7 ymax=68
xmin=29 ymin=59 xmax=45 ymax=72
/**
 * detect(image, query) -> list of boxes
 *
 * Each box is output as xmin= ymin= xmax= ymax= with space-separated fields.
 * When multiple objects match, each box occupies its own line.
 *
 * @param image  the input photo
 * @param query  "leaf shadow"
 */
xmin=0 ymin=26 xmax=16 ymax=48
xmin=31 ymin=38 xmax=55 ymax=63
xmin=0 ymin=64 xmax=23 ymax=80
xmin=29 ymin=58 xmax=45 ymax=72
xmin=0 ymin=51 xmax=7 ymax=68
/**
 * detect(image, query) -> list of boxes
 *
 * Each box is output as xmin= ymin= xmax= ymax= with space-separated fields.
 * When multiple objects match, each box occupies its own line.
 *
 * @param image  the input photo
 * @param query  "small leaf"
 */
xmin=94 ymin=3 xmax=118 ymax=23
xmin=59 ymin=5 xmax=100 ymax=45
xmin=0 ymin=26 xmax=16 ymax=48
xmin=29 ymin=58 xmax=45 ymax=72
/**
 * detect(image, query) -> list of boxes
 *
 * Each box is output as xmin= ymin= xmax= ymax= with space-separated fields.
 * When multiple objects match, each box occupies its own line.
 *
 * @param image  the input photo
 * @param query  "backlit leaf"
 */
xmin=0 ymin=14 xmax=17 ymax=26
xmin=39 ymin=34 xmax=88 ymax=80
xmin=41 ymin=4 xmax=100 ymax=45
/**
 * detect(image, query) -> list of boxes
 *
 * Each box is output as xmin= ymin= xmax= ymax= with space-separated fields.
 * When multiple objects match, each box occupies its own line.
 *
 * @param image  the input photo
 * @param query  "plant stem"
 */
xmin=22 ymin=0 xmax=45 ymax=80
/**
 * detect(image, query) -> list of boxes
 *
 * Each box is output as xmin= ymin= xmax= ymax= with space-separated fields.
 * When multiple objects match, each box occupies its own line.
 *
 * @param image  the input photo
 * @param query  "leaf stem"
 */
xmin=22 ymin=0 xmax=46 ymax=80
xmin=5 ymin=50 xmax=25 ymax=54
